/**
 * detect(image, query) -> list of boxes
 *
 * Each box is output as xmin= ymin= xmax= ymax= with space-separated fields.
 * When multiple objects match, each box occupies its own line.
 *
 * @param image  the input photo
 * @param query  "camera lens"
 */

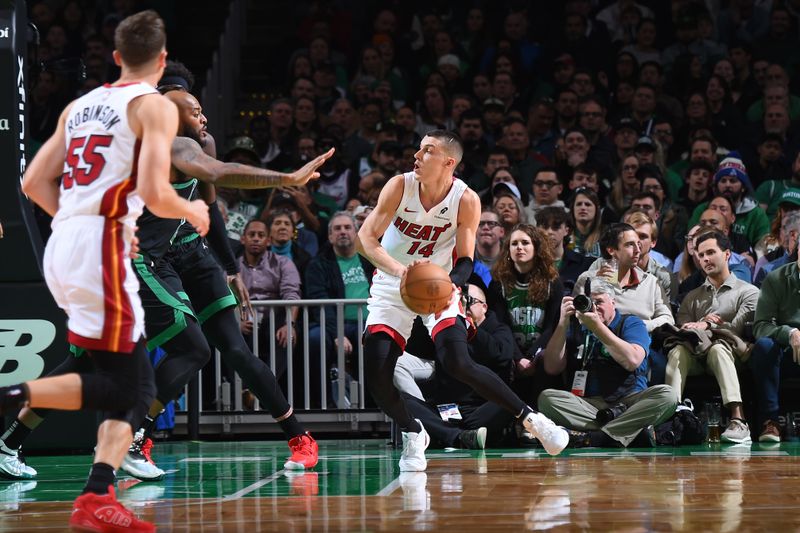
xmin=596 ymin=403 xmax=628 ymax=425
xmin=573 ymin=294 xmax=593 ymax=313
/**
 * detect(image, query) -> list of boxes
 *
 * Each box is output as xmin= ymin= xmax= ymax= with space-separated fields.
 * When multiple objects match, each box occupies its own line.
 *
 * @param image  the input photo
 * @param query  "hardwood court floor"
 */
xmin=2 ymin=439 xmax=800 ymax=531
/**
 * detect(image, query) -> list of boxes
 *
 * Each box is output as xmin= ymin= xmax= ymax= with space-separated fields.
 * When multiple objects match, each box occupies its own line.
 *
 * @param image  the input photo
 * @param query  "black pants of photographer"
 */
xmin=402 ymin=392 xmax=513 ymax=448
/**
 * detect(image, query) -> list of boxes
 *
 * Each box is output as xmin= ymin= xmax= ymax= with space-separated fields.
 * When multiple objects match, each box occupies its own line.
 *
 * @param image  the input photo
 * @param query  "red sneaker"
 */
xmin=69 ymin=486 xmax=156 ymax=532
xmin=284 ymin=432 xmax=318 ymax=470
xmin=140 ymin=438 xmax=155 ymax=465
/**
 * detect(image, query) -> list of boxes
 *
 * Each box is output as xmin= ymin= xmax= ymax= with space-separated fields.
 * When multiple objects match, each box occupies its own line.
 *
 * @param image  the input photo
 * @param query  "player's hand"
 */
xmin=447 ymin=283 xmax=460 ymax=307
xmin=334 ymin=336 xmax=353 ymax=355
xmin=227 ymin=273 xmax=253 ymax=321
xmin=399 ymin=259 xmax=429 ymax=280
xmin=790 ymin=329 xmax=800 ymax=365
xmin=240 ymin=318 xmax=253 ymax=336
xmin=285 ymin=148 xmax=335 ymax=186
xmin=129 ymin=226 xmax=140 ymax=258
xmin=187 ymin=199 xmax=210 ymax=236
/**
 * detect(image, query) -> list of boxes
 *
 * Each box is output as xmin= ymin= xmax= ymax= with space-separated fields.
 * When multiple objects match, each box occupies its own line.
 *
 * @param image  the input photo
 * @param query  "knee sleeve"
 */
xmin=82 ymin=340 xmax=148 ymax=417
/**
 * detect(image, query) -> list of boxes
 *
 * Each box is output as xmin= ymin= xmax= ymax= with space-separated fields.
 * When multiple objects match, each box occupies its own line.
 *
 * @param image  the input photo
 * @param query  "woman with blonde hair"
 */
xmin=489 ymin=224 xmax=563 ymax=405
xmin=493 ymin=191 xmax=527 ymax=234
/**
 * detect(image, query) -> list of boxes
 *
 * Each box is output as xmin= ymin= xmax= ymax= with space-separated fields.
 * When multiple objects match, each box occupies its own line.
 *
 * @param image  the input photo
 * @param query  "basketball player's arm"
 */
xmin=21 ymin=104 xmax=74 ymax=216
xmin=450 ymin=189 xmax=481 ymax=287
xmin=171 ymin=137 xmax=334 ymax=188
xmin=355 ymin=174 xmax=406 ymax=277
xmin=198 ymin=132 xmax=217 ymax=203
xmin=135 ymin=95 xmax=209 ymax=236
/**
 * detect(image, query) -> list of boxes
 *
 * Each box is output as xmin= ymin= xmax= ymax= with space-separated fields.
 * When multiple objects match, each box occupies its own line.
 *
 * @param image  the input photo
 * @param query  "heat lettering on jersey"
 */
xmin=393 ymin=217 xmax=451 ymax=240
xmin=393 ymin=216 xmax=452 ymax=258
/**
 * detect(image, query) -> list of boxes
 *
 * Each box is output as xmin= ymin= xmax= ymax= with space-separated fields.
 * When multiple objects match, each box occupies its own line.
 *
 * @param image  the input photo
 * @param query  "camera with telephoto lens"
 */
xmin=596 ymin=403 xmax=628 ymax=425
xmin=573 ymin=278 xmax=593 ymax=313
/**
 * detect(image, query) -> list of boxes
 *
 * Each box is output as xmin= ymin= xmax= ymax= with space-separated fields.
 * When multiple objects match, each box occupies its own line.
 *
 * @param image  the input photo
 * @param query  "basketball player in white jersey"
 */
xmin=1 ymin=11 xmax=207 ymax=532
xmin=357 ymin=130 xmax=568 ymax=471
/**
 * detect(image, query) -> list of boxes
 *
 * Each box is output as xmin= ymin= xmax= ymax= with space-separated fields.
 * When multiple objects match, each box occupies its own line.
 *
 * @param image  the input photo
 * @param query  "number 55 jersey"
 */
xmin=44 ymin=82 xmax=157 ymax=353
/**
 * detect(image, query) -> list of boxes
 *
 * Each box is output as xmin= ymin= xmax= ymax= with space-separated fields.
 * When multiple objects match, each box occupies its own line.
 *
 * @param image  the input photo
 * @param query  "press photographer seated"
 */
xmin=538 ymin=279 xmax=677 ymax=448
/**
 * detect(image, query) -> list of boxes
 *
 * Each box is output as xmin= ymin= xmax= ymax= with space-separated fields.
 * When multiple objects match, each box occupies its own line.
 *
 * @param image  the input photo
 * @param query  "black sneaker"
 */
xmin=567 ymin=429 xmax=592 ymax=448
xmin=459 ymin=427 xmax=487 ymax=449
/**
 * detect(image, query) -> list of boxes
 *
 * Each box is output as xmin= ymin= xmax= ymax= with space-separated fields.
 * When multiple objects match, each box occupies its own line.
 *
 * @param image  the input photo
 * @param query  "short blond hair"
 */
xmin=625 ymin=210 xmax=658 ymax=241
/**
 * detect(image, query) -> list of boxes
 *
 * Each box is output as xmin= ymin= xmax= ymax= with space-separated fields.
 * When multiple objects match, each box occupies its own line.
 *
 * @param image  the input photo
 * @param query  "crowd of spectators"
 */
xmin=26 ymin=0 xmax=800 ymax=446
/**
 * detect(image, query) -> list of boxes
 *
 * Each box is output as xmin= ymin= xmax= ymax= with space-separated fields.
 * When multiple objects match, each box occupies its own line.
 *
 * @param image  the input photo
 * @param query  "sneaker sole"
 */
xmin=0 ymin=469 xmax=36 ymax=481
xmin=284 ymin=459 xmax=317 ymax=470
xmin=120 ymin=463 xmax=166 ymax=481
xmin=721 ymin=435 xmax=752 ymax=444
xmin=759 ymin=435 xmax=781 ymax=443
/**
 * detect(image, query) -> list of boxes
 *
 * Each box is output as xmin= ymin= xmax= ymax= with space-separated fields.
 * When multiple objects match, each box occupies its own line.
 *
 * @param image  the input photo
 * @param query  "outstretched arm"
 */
xmin=171 ymin=137 xmax=334 ymax=188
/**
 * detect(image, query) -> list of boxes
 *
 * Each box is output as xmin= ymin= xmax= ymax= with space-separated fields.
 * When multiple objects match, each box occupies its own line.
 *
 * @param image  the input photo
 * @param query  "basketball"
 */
xmin=400 ymin=262 xmax=453 ymax=315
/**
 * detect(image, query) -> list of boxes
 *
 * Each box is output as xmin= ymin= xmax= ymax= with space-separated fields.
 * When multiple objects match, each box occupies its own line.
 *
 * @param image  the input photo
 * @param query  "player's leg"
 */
xmin=174 ymin=239 xmax=318 ymax=469
xmin=70 ymin=341 xmax=156 ymax=533
xmin=120 ymin=257 xmax=210 ymax=480
xmin=0 ymin=341 xmax=143 ymax=414
xmin=364 ymin=277 xmax=430 ymax=471
xmin=428 ymin=317 xmax=568 ymax=456
xmin=202 ymin=307 xmax=318 ymax=468
xmin=0 ymin=352 xmax=91 ymax=479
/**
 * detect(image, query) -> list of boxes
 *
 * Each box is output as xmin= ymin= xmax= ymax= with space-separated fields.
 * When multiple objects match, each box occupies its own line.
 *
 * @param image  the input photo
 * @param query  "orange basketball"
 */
xmin=400 ymin=262 xmax=453 ymax=315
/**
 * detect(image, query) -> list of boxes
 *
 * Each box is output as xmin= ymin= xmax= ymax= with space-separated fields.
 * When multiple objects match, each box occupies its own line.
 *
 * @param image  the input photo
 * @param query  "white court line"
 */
xmin=376 ymin=477 xmax=402 ymax=497
xmin=180 ymin=456 xmax=270 ymax=463
xmin=222 ymin=470 xmax=286 ymax=501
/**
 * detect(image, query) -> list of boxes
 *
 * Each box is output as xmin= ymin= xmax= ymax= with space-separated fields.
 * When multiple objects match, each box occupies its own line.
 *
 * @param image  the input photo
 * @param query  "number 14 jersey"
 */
xmin=379 ymin=172 xmax=467 ymax=274
xmin=53 ymin=82 xmax=158 ymax=229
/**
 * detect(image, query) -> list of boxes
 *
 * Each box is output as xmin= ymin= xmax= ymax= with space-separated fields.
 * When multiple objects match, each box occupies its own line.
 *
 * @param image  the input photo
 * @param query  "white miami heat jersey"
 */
xmin=380 ymin=172 xmax=468 ymax=273
xmin=52 ymin=82 xmax=158 ymax=228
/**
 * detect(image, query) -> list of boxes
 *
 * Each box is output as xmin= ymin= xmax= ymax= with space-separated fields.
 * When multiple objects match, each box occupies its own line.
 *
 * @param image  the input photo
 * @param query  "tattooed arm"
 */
xmin=170 ymin=137 xmax=334 ymax=188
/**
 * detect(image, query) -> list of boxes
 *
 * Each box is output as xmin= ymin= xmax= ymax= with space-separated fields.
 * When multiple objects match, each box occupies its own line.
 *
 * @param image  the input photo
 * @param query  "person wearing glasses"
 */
xmin=488 ymin=224 xmax=564 ymax=406
xmin=475 ymin=207 xmax=506 ymax=270
xmin=524 ymin=166 xmax=565 ymax=221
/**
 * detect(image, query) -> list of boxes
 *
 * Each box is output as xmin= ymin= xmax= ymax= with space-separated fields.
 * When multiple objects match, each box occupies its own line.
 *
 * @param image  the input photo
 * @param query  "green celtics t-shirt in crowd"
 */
xmin=337 ymin=255 xmax=370 ymax=321
xmin=507 ymin=282 xmax=545 ymax=354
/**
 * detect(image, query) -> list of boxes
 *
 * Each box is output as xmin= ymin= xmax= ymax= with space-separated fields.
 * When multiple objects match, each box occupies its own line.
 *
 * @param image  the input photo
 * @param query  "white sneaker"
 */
xmin=721 ymin=418 xmax=752 ymax=444
xmin=0 ymin=441 xmax=36 ymax=480
xmin=399 ymin=419 xmax=430 ymax=472
xmin=523 ymin=411 xmax=569 ymax=456
xmin=120 ymin=430 xmax=165 ymax=481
